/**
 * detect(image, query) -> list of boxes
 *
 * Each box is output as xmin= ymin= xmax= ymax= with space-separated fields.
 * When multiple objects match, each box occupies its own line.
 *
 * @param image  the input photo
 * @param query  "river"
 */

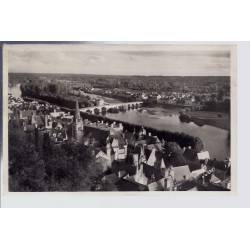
xmin=9 ymin=84 xmax=229 ymax=160
xmin=105 ymin=107 xmax=230 ymax=160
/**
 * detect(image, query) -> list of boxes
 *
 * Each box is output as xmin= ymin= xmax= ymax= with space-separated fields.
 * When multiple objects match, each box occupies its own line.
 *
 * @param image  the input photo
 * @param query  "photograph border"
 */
xmin=1 ymin=42 xmax=238 ymax=207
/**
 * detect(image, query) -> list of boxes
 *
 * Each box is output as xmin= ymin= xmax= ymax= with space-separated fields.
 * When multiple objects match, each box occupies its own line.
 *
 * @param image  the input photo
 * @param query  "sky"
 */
xmin=7 ymin=44 xmax=231 ymax=76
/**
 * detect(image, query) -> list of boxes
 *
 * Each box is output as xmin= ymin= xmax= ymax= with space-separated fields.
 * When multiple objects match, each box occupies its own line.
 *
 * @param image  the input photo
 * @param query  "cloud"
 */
xmin=7 ymin=44 xmax=231 ymax=76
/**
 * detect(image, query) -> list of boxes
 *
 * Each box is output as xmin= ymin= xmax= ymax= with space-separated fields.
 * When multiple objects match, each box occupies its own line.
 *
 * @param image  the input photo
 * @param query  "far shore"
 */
xmin=144 ymin=104 xmax=230 ymax=131
xmin=184 ymin=111 xmax=230 ymax=131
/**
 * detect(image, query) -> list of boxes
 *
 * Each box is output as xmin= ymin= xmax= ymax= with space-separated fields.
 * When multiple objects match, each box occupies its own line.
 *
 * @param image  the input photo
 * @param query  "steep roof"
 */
xmin=96 ymin=150 xmax=109 ymax=160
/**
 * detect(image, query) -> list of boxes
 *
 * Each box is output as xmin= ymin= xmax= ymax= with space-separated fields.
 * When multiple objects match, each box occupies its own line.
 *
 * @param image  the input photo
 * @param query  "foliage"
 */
xmin=9 ymin=129 xmax=47 ymax=191
xmin=165 ymin=142 xmax=183 ymax=155
xmin=8 ymin=124 xmax=103 ymax=192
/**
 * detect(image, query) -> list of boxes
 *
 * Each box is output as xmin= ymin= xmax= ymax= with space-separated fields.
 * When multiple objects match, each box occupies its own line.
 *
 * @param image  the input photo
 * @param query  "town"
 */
xmin=8 ymin=86 xmax=231 ymax=192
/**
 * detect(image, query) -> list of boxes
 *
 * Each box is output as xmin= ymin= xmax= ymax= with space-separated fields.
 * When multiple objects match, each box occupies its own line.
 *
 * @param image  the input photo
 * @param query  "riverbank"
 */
xmin=185 ymin=111 xmax=230 ymax=131
xmin=144 ymin=103 xmax=230 ymax=131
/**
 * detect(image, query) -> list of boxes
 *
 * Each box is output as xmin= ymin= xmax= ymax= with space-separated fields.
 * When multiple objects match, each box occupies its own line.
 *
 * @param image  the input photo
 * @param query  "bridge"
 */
xmin=80 ymin=101 xmax=143 ymax=114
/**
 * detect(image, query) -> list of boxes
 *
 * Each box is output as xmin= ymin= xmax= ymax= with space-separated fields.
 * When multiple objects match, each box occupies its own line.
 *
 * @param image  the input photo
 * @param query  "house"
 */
xmin=148 ymin=178 xmax=165 ymax=191
xmin=95 ymin=150 xmax=113 ymax=172
xmin=95 ymin=143 xmax=115 ymax=170
xmin=51 ymin=128 xmax=68 ymax=143
xmin=164 ymin=167 xmax=175 ymax=191
xmin=50 ymin=110 xmax=65 ymax=119
xmin=45 ymin=115 xmax=53 ymax=129
xmin=110 ymin=122 xmax=124 ymax=134
xmin=106 ymin=132 xmax=128 ymax=161
xmin=197 ymin=151 xmax=210 ymax=160
xmin=190 ymin=167 xmax=206 ymax=179
xmin=172 ymin=165 xmax=191 ymax=183
xmin=133 ymin=164 xmax=149 ymax=186
xmin=19 ymin=110 xmax=34 ymax=120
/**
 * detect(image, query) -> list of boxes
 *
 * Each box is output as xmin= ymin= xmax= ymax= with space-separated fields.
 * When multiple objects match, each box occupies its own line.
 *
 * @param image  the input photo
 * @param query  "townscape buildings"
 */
xmin=8 ymin=92 xmax=231 ymax=192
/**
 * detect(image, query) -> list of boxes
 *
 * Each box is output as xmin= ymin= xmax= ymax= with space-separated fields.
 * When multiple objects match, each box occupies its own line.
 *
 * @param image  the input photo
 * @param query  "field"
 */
xmin=188 ymin=111 xmax=230 ymax=130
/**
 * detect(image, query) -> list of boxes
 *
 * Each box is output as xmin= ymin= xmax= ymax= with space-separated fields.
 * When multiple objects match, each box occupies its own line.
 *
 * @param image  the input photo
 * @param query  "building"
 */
xmin=197 ymin=151 xmax=210 ymax=160
xmin=74 ymin=101 xmax=84 ymax=142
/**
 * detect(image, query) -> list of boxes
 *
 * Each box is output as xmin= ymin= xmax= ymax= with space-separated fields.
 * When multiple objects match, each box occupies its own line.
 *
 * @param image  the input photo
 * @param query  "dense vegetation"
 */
xmin=8 ymin=122 xmax=103 ymax=192
xmin=20 ymin=83 xmax=92 ymax=109
xmin=9 ymin=73 xmax=230 ymax=93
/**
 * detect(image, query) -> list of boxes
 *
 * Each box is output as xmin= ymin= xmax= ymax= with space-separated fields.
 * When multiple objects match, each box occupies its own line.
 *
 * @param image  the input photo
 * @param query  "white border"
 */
xmin=1 ymin=42 xmax=239 ymax=207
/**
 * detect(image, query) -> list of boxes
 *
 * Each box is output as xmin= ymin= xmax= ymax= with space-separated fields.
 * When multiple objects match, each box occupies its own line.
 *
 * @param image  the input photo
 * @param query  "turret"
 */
xmin=75 ymin=100 xmax=81 ymax=121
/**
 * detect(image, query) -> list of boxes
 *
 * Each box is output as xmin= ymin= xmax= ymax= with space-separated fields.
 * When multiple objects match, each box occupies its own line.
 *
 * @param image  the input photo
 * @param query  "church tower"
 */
xmin=75 ymin=100 xmax=83 ymax=142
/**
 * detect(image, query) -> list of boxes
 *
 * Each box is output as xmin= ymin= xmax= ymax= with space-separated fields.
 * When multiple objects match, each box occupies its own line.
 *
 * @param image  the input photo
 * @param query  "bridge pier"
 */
xmin=80 ymin=102 xmax=142 ymax=114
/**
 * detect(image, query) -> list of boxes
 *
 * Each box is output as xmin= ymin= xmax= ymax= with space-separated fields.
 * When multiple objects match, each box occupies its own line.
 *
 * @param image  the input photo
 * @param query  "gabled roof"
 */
xmin=147 ymin=148 xmax=157 ymax=167
xmin=96 ymin=150 xmax=109 ymax=160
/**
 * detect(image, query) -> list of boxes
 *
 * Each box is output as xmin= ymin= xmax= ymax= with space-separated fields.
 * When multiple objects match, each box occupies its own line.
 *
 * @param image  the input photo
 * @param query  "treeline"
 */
xmin=202 ymin=100 xmax=230 ymax=113
xmin=21 ymin=84 xmax=91 ymax=109
xmin=80 ymin=112 xmax=204 ymax=152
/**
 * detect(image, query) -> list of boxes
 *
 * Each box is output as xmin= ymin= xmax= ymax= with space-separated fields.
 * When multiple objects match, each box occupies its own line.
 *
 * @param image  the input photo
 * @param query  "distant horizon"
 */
xmin=8 ymin=72 xmax=230 ymax=78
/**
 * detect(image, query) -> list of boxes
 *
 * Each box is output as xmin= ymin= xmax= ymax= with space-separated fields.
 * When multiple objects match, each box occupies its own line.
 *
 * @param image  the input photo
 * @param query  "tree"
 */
xmin=193 ymin=137 xmax=204 ymax=153
xmin=48 ymin=84 xmax=58 ymax=95
xmin=165 ymin=142 xmax=183 ymax=155
xmin=9 ymin=131 xmax=47 ymax=191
